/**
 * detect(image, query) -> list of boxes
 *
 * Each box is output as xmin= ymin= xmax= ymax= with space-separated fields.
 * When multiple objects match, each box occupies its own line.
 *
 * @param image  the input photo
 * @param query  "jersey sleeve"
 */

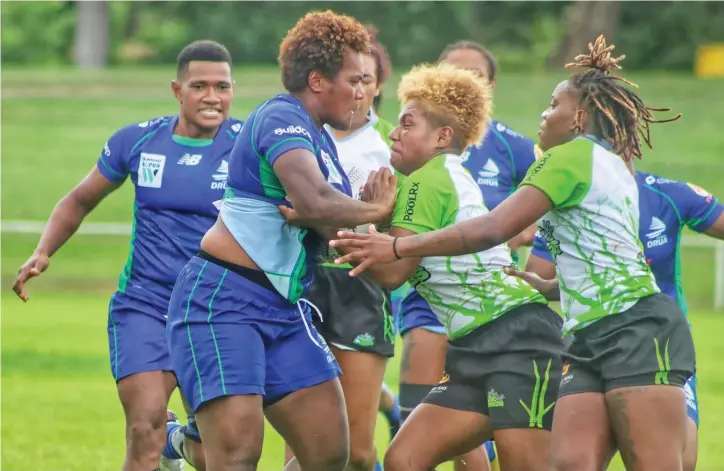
xmin=519 ymin=142 xmax=591 ymax=209
xmin=530 ymin=233 xmax=554 ymax=262
xmin=254 ymin=104 xmax=316 ymax=166
xmin=96 ymin=127 xmax=134 ymax=182
xmin=664 ymin=180 xmax=724 ymax=232
xmin=391 ymin=169 xmax=451 ymax=234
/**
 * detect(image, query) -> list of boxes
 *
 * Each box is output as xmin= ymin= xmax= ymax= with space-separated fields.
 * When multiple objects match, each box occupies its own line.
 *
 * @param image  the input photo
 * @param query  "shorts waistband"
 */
xmin=197 ymin=250 xmax=276 ymax=293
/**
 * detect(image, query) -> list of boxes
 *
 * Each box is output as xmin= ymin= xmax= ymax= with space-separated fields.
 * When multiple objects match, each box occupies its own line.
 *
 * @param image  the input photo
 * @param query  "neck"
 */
xmin=174 ymin=116 xmax=219 ymax=140
xmin=291 ymin=91 xmax=323 ymax=128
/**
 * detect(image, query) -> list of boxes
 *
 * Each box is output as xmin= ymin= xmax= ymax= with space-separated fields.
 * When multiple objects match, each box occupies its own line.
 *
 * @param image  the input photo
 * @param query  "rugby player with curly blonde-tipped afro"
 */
xmin=330 ymin=35 xmax=693 ymax=471
xmin=169 ymin=10 xmax=400 ymax=471
xmin=325 ymin=62 xmax=565 ymax=471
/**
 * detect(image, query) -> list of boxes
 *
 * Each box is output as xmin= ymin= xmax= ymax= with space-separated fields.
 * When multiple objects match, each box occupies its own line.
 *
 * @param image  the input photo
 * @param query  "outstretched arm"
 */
xmin=13 ymin=167 xmax=122 ymax=301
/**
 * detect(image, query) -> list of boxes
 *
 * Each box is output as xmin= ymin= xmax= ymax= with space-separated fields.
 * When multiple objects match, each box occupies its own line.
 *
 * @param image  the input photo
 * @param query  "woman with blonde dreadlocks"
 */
xmin=328 ymin=35 xmax=695 ymax=471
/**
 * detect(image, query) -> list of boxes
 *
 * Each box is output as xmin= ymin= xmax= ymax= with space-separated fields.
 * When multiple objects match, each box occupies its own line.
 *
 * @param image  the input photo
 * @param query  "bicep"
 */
xmin=273 ymin=148 xmax=334 ymax=205
xmin=485 ymin=186 xmax=553 ymax=244
xmin=70 ymin=166 xmax=123 ymax=210
xmin=704 ymin=212 xmax=724 ymax=239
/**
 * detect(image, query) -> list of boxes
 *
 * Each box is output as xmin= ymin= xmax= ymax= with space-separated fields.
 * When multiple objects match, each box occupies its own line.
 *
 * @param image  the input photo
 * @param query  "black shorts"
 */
xmin=307 ymin=265 xmax=395 ymax=357
xmin=559 ymin=293 xmax=696 ymax=396
xmin=423 ymin=303 xmax=564 ymax=431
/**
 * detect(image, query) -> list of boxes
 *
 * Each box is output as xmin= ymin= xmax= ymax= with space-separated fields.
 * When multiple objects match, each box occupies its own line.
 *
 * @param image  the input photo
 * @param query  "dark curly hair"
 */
xmin=566 ymin=35 xmax=681 ymax=161
xmin=278 ymin=11 xmax=371 ymax=93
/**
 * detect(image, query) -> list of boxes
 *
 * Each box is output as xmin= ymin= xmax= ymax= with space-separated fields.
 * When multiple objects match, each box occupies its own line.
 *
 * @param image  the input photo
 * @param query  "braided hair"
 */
xmin=566 ymin=35 xmax=681 ymax=161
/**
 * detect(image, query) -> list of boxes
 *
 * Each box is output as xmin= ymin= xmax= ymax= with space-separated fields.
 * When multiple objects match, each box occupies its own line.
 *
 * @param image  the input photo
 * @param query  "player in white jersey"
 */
xmin=329 ymin=35 xmax=695 ymax=471
xmin=283 ymin=25 xmax=397 ymax=471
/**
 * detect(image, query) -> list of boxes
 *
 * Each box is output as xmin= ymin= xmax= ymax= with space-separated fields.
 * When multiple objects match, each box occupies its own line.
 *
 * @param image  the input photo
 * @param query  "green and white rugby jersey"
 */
xmin=521 ymin=136 xmax=659 ymax=334
xmin=392 ymin=153 xmax=547 ymax=340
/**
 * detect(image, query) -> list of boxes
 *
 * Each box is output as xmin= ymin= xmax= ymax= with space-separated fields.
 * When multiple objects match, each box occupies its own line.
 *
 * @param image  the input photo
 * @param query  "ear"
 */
xmin=436 ymin=126 xmax=455 ymax=149
xmin=171 ymin=80 xmax=182 ymax=101
xmin=308 ymin=70 xmax=326 ymax=94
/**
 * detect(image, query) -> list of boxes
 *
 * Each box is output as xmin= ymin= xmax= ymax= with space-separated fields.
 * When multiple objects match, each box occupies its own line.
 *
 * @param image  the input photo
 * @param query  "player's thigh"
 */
xmin=550 ymin=392 xmax=616 ymax=471
xmin=400 ymin=327 xmax=448 ymax=384
xmin=332 ymin=346 xmax=388 ymax=455
xmin=385 ymin=403 xmax=489 ymax=471
xmin=194 ymin=394 xmax=265 ymax=469
xmin=265 ymin=378 xmax=349 ymax=470
xmin=107 ymin=292 xmax=173 ymax=382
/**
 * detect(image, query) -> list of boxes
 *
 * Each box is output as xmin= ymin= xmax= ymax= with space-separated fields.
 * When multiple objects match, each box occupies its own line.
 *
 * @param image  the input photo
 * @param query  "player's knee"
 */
xmin=398 ymin=383 xmax=434 ymax=423
xmin=550 ymin=449 xmax=598 ymax=471
xmin=384 ymin=444 xmax=419 ymax=471
xmin=126 ymin=414 xmax=167 ymax=454
xmin=306 ymin=444 xmax=349 ymax=471
xmin=346 ymin=443 xmax=377 ymax=471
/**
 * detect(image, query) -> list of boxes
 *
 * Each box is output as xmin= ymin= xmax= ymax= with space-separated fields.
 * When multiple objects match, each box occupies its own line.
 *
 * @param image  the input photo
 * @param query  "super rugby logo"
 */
xmin=274 ymin=125 xmax=312 ymax=141
xmin=138 ymin=153 xmax=166 ymax=188
xmin=404 ymin=182 xmax=420 ymax=222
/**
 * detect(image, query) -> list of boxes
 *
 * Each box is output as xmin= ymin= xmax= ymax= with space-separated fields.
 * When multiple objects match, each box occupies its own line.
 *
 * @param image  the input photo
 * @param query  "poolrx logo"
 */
xmin=404 ymin=182 xmax=420 ymax=221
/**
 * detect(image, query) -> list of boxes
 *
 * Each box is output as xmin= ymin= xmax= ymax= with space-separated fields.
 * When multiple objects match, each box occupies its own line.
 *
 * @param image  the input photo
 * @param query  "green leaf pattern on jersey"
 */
xmin=521 ymin=138 xmax=659 ymax=334
xmin=392 ymin=154 xmax=547 ymax=340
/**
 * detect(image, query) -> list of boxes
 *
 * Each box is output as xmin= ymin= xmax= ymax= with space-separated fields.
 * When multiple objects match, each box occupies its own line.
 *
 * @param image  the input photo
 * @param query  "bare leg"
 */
xmin=266 ymin=379 xmax=349 ymax=471
xmin=118 ymin=371 xmax=177 ymax=471
xmin=606 ymin=385 xmax=688 ymax=471
xmin=549 ymin=393 xmax=616 ymax=471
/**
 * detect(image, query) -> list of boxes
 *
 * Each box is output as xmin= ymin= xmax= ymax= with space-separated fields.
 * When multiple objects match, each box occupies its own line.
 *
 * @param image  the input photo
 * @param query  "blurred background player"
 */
xmin=523 ymin=171 xmax=724 ymax=471
xmin=282 ymin=24 xmax=397 ymax=471
xmin=12 ymin=40 xmax=241 ymax=471
xmin=395 ymin=40 xmax=541 ymax=471
xmin=165 ymin=11 xmax=397 ymax=471
xmin=324 ymin=62 xmax=562 ymax=471
xmin=329 ymin=35 xmax=696 ymax=471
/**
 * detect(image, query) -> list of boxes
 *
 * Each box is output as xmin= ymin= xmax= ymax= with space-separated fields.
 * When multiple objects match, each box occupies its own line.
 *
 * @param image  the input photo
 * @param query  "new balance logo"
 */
xmin=477 ymin=160 xmax=499 ymax=187
xmin=646 ymin=217 xmax=668 ymax=248
xmin=177 ymin=154 xmax=202 ymax=166
xmin=211 ymin=160 xmax=228 ymax=190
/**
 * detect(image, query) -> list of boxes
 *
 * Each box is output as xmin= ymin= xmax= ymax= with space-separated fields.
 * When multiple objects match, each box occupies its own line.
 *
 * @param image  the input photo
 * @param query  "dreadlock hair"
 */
xmin=365 ymin=25 xmax=392 ymax=111
xmin=565 ymin=35 xmax=681 ymax=161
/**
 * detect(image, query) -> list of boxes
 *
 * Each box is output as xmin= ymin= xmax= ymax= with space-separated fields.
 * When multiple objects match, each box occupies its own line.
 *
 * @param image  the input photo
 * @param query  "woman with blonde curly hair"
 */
xmin=332 ymin=62 xmax=563 ymax=471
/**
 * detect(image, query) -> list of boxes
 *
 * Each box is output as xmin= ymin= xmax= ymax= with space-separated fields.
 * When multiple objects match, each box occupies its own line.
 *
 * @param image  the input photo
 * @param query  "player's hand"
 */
xmin=13 ymin=251 xmax=50 ymax=302
xmin=330 ymin=225 xmax=397 ymax=276
xmin=503 ymin=266 xmax=557 ymax=297
xmin=361 ymin=168 xmax=397 ymax=224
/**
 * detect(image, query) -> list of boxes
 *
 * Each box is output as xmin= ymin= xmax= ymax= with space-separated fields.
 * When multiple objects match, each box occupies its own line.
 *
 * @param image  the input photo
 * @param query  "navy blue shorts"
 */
xmin=167 ymin=256 xmax=341 ymax=412
xmin=107 ymin=291 xmax=173 ymax=381
xmin=398 ymin=290 xmax=445 ymax=336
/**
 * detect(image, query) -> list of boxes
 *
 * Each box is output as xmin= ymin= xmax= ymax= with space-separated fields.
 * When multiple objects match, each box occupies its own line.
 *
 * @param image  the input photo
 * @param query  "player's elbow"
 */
xmin=287 ymin=186 xmax=339 ymax=224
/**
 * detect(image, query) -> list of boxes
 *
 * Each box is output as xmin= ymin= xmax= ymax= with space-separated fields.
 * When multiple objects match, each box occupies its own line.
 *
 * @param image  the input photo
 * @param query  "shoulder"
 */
xmin=112 ymin=116 xmax=171 ymax=142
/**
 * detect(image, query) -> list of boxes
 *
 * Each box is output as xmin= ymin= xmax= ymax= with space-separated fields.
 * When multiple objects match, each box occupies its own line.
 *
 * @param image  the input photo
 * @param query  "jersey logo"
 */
xmin=320 ymin=150 xmax=343 ymax=185
xmin=274 ymin=125 xmax=312 ymax=141
xmin=646 ymin=217 xmax=669 ymax=248
xmin=138 ymin=153 xmax=166 ymax=188
xmin=177 ymin=154 xmax=202 ymax=166
xmin=231 ymin=123 xmax=242 ymax=133
xmin=211 ymin=160 xmax=228 ymax=190
xmin=687 ymin=182 xmax=711 ymax=198
xmin=477 ymin=160 xmax=499 ymax=187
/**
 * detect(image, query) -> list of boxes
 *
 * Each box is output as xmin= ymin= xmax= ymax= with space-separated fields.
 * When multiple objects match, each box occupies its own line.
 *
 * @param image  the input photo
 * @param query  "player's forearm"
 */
xmin=35 ymin=195 xmax=93 ymax=257
xmin=396 ymin=215 xmax=505 ymax=258
xmin=539 ymin=279 xmax=561 ymax=301
xmin=296 ymin=190 xmax=386 ymax=228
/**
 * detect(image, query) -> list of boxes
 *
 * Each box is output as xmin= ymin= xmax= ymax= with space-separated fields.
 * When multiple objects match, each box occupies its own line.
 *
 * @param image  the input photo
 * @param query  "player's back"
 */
xmin=462 ymin=120 xmax=538 ymax=210
xmin=97 ymin=115 xmax=243 ymax=309
xmin=221 ymin=94 xmax=352 ymax=302
xmin=636 ymin=171 xmax=723 ymax=314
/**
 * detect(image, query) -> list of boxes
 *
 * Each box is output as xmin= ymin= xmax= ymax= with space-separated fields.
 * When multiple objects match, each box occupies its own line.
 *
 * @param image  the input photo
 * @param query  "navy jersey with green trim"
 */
xmin=532 ymin=171 xmax=723 ymax=315
xmin=223 ymin=94 xmax=352 ymax=300
xmin=461 ymin=120 xmax=539 ymax=209
xmin=96 ymin=116 xmax=243 ymax=309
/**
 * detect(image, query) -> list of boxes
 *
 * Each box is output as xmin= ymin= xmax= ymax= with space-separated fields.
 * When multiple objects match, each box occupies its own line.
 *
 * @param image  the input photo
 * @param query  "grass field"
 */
xmin=2 ymin=66 xmax=724 ymax=470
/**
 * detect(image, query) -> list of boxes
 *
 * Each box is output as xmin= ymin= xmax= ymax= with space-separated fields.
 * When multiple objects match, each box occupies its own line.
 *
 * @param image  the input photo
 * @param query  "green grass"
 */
xmin=3 ymin=294 xmax=724 ymax=471
xmin=2 ymin=66 xmax=724 ymax=470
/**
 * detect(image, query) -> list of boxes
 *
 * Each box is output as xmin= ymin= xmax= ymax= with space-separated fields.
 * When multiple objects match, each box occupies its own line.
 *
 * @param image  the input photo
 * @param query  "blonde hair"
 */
xmin=397 ymin=62 xmax=492 ymax=149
